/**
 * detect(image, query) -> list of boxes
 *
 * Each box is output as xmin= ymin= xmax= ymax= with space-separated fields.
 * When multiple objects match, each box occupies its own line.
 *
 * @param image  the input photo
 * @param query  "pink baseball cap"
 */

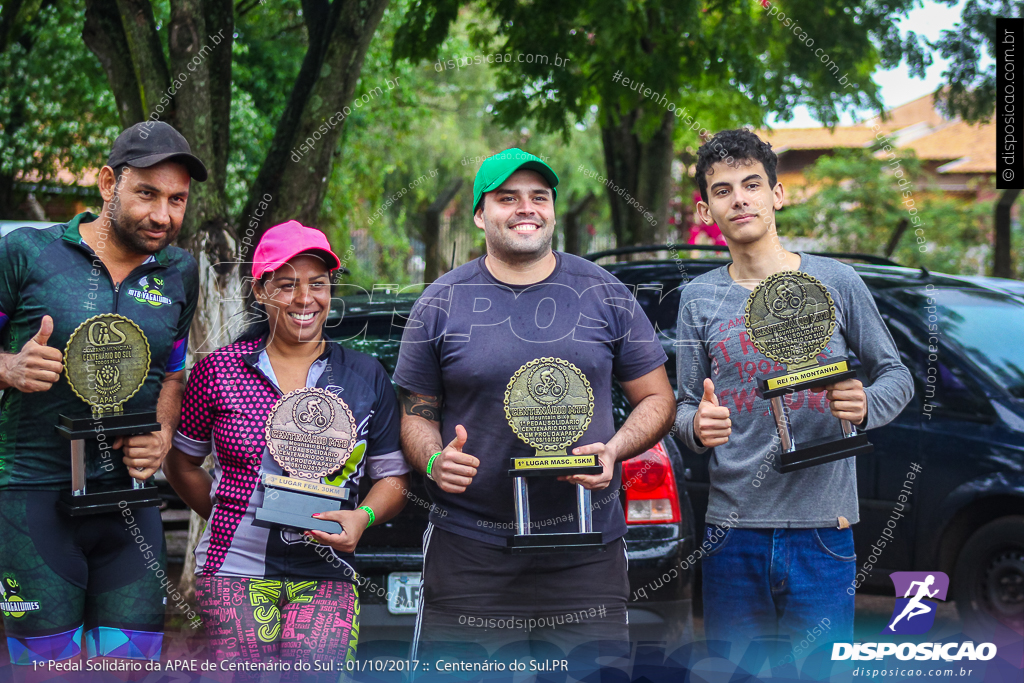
xmin=252 ymin=220 xmax=342 ymax=279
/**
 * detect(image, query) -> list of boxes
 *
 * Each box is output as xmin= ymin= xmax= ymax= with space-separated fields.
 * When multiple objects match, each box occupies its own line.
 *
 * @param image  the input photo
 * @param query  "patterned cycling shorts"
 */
xmin=0 ymin=489 xmax=166 ymax=666
xmin=195 ymin=575 xmax=358 ymax=682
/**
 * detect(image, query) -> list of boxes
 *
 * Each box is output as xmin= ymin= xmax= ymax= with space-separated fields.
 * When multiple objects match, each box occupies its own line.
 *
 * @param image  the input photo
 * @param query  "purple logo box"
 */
xmin=882 ymin=571 xmax=950 ymax=635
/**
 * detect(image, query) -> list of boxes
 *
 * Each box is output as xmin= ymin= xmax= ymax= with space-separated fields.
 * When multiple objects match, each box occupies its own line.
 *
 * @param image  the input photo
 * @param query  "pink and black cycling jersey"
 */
xmin=172 ymin=337 xmax=408 ymax=580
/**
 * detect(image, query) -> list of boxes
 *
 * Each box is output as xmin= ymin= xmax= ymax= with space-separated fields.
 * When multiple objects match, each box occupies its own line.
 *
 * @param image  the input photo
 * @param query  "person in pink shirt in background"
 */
xmin=687 ymin=190 xmax=728 ymax=246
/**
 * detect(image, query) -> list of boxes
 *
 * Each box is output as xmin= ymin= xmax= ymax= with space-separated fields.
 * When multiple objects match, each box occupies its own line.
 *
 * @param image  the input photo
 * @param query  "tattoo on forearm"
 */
xmin=399 ymin=388 xmax=441 ymax=422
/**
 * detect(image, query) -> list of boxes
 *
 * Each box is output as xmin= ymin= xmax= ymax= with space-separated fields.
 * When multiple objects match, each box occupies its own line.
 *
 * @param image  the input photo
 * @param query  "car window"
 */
xmin=632 ymin=280 xmax=683 ymax=337
xmin=889 ymin=286 xmax=1023 ymax=401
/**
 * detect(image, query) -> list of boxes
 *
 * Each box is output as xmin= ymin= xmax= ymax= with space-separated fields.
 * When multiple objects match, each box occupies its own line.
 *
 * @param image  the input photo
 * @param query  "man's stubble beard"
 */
xmin=483 ymin=213 xmax=555 ymax=266
xmin=108 ymin=196 xmax=180 ymax=255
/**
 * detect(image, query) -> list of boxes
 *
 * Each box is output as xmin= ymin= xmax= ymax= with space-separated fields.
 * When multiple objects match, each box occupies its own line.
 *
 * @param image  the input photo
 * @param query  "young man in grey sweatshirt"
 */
xmin=674 ymin=129 xmax=914 ymax=655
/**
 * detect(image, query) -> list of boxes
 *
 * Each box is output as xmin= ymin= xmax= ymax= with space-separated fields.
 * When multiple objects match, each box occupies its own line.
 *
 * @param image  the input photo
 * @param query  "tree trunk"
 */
xmin=84 ymin=0 xmax=392 ymax=599
xmin=600 ymin=108 xmax=674 ymax=249
xmin=84 ymin=0 xmax=240 ymax=602
xmin=884 ymin=218 xmax=909 ymax=259
xmin=563 ymin=192 xmax=595 ymax=256
xmin=114 ymin=0 xmax=172 ymax=117
xmin=422 ymin=178 xmax=462 ymax=283
xmin=0 ymin=173 xmax=16 ymax=219
xmin=83 ymin=0 xmax=145 ymax=128
xmin=993 ymin=188 xmax=1020 ymax=279
xmin=180 ymin=454 xmax=213 ymax=601
xmin=239 ymin=0 xmax=391 ymax=257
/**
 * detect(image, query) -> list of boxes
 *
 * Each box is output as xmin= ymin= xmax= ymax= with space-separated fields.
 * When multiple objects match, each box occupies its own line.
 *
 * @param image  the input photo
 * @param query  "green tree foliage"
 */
xmin=394 ymin=0 xmax=931 ymax=247
xmin=320 ymin=2 xmax=607 ymax=288
xmin=930 ymin=0 xmax=1023 ymax=279
xmin=226 ymin=0 xmax=307 ymax=216
xmin=783 ymin=149 xmax=994 ymax=275
xmin=932 ymin=0 xmax=1021 ymax=124
xmin=0 ymin=0 xmax=119 ymax=215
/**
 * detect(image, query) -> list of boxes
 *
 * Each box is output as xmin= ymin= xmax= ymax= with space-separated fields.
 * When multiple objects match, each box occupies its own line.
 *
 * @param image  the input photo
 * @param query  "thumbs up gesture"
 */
xmin=693 ymin=378 xmax=732 ymax=448
xmin=433 ymin=424 xmax=480 ymax=494
xmin=0 ymin=316 xmax=64 ymax=393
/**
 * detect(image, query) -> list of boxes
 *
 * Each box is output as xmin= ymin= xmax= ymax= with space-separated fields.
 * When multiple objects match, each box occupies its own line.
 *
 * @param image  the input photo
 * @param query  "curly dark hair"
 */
xmin=694 ymin=129 xmax=777 ymax=203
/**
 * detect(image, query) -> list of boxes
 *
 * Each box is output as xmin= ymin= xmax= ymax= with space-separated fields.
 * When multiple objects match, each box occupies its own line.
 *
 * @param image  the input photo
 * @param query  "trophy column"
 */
xmin=57 ymin=409 xmax=163 ymax=514
xmin=576 ymin=484 xmax=592 ymax=534
xmin=513 ymin=477 xmax=531 ymax=536
xmin=768 ymin=396 xmax=796 ymax=454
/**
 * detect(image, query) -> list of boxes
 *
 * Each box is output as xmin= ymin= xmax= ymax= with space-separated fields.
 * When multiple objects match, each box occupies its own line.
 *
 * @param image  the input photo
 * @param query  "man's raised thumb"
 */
xmin=31 ymin=315 xmax=53 ymax=346
xmin=701 ymin=378 xmax=719 ymax=406
xmin=449 ymin=424 xmax=468 ymax=452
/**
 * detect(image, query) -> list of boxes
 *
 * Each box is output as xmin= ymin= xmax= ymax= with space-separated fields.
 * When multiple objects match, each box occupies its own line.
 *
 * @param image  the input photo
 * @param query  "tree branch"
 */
xmin=564 ymin=191 xmax=595 ymax=256
xmin=235 ymin=0 xmax=262 ymax=18
xmin=301 ymin=0 xmax=331 ymax=50
xmin=205 ymin=0 xmax=234 ymax=191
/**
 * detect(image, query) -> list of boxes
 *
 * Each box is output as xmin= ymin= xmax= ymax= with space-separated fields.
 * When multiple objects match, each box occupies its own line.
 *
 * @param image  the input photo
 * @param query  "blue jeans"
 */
xmin=702 ymin=526 xmax=855 ymax=655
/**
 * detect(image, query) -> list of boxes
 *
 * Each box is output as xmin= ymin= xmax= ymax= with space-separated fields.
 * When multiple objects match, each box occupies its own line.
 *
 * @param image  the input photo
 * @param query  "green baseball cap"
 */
xmin=473 ymin=148 xmax=559 ymax=212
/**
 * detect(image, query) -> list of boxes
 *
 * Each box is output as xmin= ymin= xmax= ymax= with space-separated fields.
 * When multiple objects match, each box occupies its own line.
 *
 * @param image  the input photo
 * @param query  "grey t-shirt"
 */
xmin=673 ymin=254 xmax=914 ymax=528
xmin=394 ymin=252 xmax=668 ymax=546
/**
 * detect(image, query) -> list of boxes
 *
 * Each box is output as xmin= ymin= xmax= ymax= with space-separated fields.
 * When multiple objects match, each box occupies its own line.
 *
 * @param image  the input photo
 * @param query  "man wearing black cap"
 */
xmin=0 ymin=122 xmax=205 ymax=670
xmin=395 ymin=149 xmax=676 ymax=657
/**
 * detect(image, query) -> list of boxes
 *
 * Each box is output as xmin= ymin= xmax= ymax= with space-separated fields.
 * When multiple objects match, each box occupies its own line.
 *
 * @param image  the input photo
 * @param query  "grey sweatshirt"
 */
xmin=673 ymin=254 xmax=914 ymax=528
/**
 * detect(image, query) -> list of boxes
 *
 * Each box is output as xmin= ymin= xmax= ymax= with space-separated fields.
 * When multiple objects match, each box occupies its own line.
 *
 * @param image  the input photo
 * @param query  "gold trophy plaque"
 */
xmin=744 ymin=271 xmax=874 ymax=472
xmin=56 ymin=313 xmax=162 ymax=515
xmin=253 ymin=387 xmax=357 ymax=534
xmin=503 ymin=358 xmax=603 ymax=553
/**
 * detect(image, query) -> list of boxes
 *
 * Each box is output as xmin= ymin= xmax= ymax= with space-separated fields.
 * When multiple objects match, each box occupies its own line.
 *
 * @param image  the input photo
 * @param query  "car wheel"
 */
xmin=952 ymin=515 xmax=1024 ymax=636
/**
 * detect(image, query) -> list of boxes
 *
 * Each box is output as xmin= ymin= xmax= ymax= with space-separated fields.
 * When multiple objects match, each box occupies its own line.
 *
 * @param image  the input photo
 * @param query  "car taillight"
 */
xmin=622 ymin=442 xmax=680 ymax=524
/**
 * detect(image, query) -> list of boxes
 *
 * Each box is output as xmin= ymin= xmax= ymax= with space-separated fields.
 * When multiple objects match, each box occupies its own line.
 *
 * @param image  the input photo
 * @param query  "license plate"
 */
xmin=386 ymin=572 xmax=421 ymax=615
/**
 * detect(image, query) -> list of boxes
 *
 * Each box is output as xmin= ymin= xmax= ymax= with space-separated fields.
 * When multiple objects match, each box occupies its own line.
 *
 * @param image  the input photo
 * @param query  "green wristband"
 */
xmin=426 ymin=452 xmax=441 ymax=481
xmin=357 ymin=505 xmax=375 ymax=528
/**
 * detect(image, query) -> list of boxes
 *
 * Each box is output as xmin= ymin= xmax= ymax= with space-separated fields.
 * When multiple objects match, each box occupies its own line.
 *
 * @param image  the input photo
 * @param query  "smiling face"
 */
xmin=255 ymin=254 xmax=332 ymax=345
xmin=473 ymin=169 xmax=556 ymax=263
xmin=696 ymin=158 xmax=784 ymax=246
xmin=100 ymin=161 xmax=191 ymax=254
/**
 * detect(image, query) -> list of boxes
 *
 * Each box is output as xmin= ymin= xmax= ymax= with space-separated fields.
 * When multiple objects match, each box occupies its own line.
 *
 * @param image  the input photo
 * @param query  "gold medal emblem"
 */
xmin=265 ymin=387 xmax=357 ymax=480
xmin=504 ymin=357 xmax=594 ymax=455
xmin=744 ymin=271 xmax=837 ymax=370
xmin=63 ymin=313 xmax=151 ymax=410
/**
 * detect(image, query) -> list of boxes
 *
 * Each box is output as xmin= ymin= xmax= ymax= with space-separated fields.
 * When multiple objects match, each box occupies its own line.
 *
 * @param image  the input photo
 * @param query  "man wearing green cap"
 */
xmin=394 ymin=148 xmax=675 ymax=655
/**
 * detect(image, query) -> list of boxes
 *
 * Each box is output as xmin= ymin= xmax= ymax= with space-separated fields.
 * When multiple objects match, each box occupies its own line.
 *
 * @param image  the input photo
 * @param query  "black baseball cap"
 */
xmin=107 ymin=121 xmax=208 ymax=181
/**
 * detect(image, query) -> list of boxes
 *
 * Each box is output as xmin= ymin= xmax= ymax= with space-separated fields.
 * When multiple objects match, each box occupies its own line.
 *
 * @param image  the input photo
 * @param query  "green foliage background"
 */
xmin=782 ymin=149 xmax=995 ymax=275
xmin=0 ymin=1 xmax=119 ymax=185
xmin=0 ymin=0 xmax=1010 ymax=281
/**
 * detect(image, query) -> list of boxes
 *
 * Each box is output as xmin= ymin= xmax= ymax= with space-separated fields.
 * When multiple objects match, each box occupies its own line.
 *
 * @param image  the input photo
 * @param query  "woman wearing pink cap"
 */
xmin=164 ymin=221 xmax=409 ymax=679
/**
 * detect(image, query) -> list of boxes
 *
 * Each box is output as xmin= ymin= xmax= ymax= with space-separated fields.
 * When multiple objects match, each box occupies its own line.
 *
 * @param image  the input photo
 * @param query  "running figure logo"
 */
xmin=883 ymin=571 xmax=950 ymax=635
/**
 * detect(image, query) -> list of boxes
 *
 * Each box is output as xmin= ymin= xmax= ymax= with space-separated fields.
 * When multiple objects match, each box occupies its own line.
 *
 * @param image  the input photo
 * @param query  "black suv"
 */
xmin=588 ymin=245 xmax=1024 ymax=637
xmin=323 ymin=289 xmax=696 ymax=646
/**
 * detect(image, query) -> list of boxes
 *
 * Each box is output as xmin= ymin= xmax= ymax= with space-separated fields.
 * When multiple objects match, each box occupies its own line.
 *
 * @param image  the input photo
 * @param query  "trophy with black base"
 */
xmin=254 ymin=387 xmax=357 ymax=534
xmin=56 ymin=313 xmax=162 ymax=515
xmin=744 ymin=271 xmax=875 ymax=473
xmin=504 ymin=357 xmax=603 ymax=553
